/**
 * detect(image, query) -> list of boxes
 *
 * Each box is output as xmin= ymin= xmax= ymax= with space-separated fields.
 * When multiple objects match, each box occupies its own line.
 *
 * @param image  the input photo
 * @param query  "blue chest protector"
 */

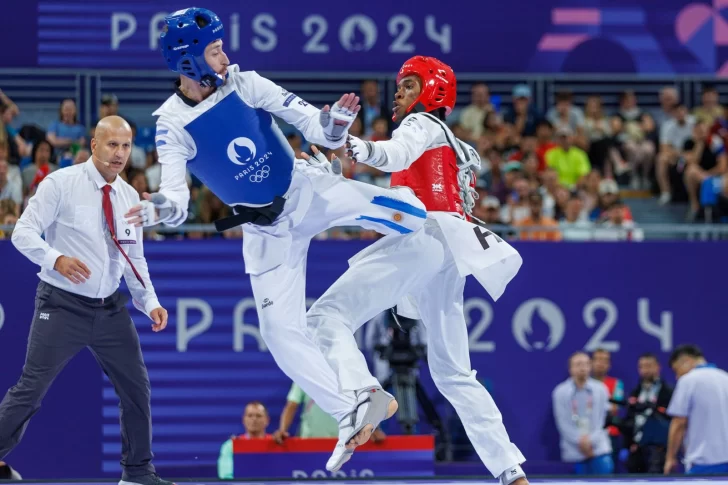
xmin=184 ymin=92 xmax=294 ymax=206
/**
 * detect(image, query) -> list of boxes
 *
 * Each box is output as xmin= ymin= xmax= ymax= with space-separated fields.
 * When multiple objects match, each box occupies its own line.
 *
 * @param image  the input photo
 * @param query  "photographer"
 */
xmin=621 ymin=353 xmax=673 ymax=473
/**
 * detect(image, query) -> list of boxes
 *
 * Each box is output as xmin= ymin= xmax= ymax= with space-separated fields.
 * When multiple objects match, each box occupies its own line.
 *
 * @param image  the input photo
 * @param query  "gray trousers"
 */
xmin=0 ymin=281 xmax=154 ymax=479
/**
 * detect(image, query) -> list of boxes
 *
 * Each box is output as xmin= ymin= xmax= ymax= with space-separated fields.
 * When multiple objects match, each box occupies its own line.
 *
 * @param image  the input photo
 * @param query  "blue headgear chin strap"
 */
xmin=159 ymin=7 xmax=228 ymax=88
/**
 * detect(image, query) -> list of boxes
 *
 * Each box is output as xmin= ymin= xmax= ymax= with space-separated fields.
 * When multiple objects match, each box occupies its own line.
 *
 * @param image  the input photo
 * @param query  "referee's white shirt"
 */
xmin=667 ymin=365 xmax=728 ymax=468
xmin=11 ymin=158 xmax=160 ymax=316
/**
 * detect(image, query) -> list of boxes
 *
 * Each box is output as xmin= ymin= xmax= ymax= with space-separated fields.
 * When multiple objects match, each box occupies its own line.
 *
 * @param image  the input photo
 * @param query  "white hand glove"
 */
xmin=319 ymin=93 xmax=360 ymax=145
xmin=300 ymin=148 xmax=343 ymax=175
xmin=137 ymin=193 xmax=181 ymax=227
xmin=345 ymin=135 xmax=381 ymax=166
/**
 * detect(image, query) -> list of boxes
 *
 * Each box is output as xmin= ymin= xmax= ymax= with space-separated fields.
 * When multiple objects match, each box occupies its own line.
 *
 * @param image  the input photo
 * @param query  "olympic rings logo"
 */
xmin=249 ymin=165 xmax=271 ymax=183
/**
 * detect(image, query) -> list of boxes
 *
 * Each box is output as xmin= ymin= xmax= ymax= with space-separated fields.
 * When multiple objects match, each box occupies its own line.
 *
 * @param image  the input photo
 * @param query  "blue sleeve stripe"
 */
xmin=356 ymin=215 xmax=413 ymax=234
xmin=156 ymin=129 xmax=169 ymax=136
xmin=156 ymin=140 xmax=167 ymax=147
xmin=370 ymin=195 xmax=427 ymax=219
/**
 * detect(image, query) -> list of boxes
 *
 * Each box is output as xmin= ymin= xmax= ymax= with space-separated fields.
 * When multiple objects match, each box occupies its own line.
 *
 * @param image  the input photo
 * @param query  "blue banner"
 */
xmin=2 ymin=0 xmax=728 ymax=74
xmin=0 ymin=239 xmax=727 ymax=479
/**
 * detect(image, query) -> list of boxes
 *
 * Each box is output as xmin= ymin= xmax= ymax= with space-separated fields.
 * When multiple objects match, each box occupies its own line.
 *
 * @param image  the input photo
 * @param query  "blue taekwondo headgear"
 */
xmin=160 ymin=7 xmax=228 ymax=88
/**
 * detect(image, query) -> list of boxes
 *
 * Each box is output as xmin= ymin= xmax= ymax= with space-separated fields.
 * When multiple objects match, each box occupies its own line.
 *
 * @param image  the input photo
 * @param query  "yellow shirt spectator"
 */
xmin=545 ymin=145 xmax=591 ymax=188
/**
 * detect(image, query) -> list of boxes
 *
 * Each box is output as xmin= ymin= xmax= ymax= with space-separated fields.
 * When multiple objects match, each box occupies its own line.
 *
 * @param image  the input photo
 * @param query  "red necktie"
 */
xmin=102 ymin=184 xmax=146 ymax=288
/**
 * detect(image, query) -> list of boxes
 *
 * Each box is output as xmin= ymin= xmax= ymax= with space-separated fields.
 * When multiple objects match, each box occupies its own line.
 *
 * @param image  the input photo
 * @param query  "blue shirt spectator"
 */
xmin=46 ymin=98 xmax=86 ymax=156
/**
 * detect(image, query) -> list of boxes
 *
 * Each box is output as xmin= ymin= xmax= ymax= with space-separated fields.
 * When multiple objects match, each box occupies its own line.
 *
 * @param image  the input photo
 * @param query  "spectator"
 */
xmin=632 ymin=113 xmax=659 ymax=190
xmin=503 ymin=84 xmax=540 ymax=137
xmin=359 ymin=79 xmax=388 ymax=136
xmin=515 ymin=191 xmax=562 ymax=241
xmin=591 ymin=349 xmax=625 ymax=470
xmin=560 ymin=193 xmax=593 ymax=241
xmin=459 ymin=83 xmax=493 ymax=139
xmin=617 ymin=90 xmax=644 ymax=125
xmin=594 ymin=201 xmax=644 ymax=241
xmin=46 ymin=98 xmax=86 ymax=156
xmin=546 ymin=91 xmax=585 ymax=135
xmin=552 ymin=351 xmax=614 ymax=475
xmin=100 ymin=93 xmax=119 ymax=118
xmin=665 ymin=344 xmax=728 ymax=475
xmin=591 ymin=179 xmax=633 ymax=222
xmin=682 ymin=122 xmax=728 ymax=220
xmin=657 ymin=104 xmax=695 ymax=204
xmin=74 ymin=148 xmax=90 ymax=165
xmin=272 ymin=382 xmax=339 ymax=443
xmin=0 ymin=103 xmax=31 ymax=163
xmin=623 ymin=353 xmax=673 ymax=474
xmin=217 ymin=401 xmax=272 ymax=480
xmin=368 ymin=116 xmax=391 ymax=142
xmin=692 ymin=84 xmax=724 ymax=127
xmin=581 ymin=169 xmax=603 ymax=215
xmin=653 ymin=87 xmax=679 ymax=129
xmin=582 ymin=96 xmax=612 ymax=172
xmin=500 ymin=173 xmax=530 ymax=224
xmin=21 ymin=139 xmax=57 ymax=193
xmin=128 ymin=170 xmax=149 ymax=198
xmin=0 ymin=153 xmax=22 ymax=206
xmin=545 ymin=126 xmax=591 ymax=188
xmin=534 ymin=120 xmax=557 ymax=172
xmin=474 ymin=196 xmax=504 ymax=230
xmin=127 ymin=121 xmax=147 ymax=170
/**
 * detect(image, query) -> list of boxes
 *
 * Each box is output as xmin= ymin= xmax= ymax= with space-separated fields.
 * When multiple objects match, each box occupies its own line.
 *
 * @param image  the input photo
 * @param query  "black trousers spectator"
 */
xmin=0 ymin=281 xmax=154 ymax=479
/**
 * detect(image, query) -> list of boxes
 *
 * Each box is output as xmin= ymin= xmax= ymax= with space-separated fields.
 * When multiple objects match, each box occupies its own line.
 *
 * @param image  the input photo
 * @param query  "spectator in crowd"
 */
xmin=272 ymin=382 xmax=339 ymax=443
xmin=622 ymin=353 xmax=673 ymax=474
xmin=473 ymin=196 xmax=504 ymax=230
xmin=368 ymin=116 xmax=391 ymax=142
xmin=665 ymin=344 xmax=728 ymax=475
xmin=500 ymin=172 xmax=530 ymax=224
xmin=657 ymin=104 xmax=695 ymax=204
xmin=545 ymin=126 xmax=591 ymax=188
xmin=547 ymin=91 xmax=585 ymax=135
xmin=459 ymin=83 xmax=493 ymax=139
xmin=359 ymin=79 xmax=388 ymax=136
xmin=217 ymin=401 xmax=272 ymax=480
xmin=21 ymin=139 xmax=57 ymax=193
xmin=553 ymin=351 xmax=613 ymax=475
xmin=653 ymin=87 xmax=679 ymax=128
xmin=617 ymin=90 xmax=644 ymax=125
xmin=46 ymin=98 xmax=86 ymax=157
xmin=0 ymin=199 xmax=19 ymax=240
xmin=74 ymin=148 xmax=90 ymax=165
xmin=127 ymin=121 xmax=147 ymax=170
xmin=128 ymin=170 xmax=149 ymax=198
xmin=534 ymin=120 xmax=557 ymax=172
xmin=591 ymin=349 xmax=625 ymax=471
xmin=631 ymin=113 xmax=659 ymax=190
xmin=682 ymin=121 xmax=728 ymax=220
xmin=515 ymin=191 xmax=562 ymax=241
xmin=692 ymin=84 xmax=724 ymax=127
xmin=581 ymin=169 xmax=603 ymax=215
xmin=590 ymin=179 xmax=633 ymax=222
xmin=0 ymin=103 xmax=31 ymax=163
xmin=0 ymin=154 xmax=22 ymax=206
xmin=560 ymin=192 xmax=593 ymax=241
xmin=594 ymin=201 xmax=644 ymax=241
xmin=582 ymin=96 xmax=612 ymax=172
xmin=503 ymin=84 xmax=540 ymax=137
xmin=100 ymin=93 xmax=119 ymax=119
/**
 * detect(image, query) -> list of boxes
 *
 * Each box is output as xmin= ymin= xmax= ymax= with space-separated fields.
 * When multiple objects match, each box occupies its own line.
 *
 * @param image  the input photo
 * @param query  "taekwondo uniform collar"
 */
xmin=174 ymin=79 xmax=217 ymax=108
xmin=85 ymin=157 xmax=121 ymax=193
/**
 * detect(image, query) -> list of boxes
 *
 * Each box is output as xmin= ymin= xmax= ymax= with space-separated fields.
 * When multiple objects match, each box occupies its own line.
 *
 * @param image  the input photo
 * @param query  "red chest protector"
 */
xmin=390 ymin=145 xmax=464 ymax=216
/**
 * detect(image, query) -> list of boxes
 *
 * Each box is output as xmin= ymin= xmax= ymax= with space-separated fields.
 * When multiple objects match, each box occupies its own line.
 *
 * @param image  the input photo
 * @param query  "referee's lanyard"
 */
xmin=572 ymin=389 xmax=593 ymax=434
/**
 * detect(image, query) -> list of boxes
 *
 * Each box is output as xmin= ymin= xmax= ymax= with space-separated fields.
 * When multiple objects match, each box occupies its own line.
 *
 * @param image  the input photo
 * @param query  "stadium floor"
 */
xmin=12 ymin=479 xmax=728 ymax=485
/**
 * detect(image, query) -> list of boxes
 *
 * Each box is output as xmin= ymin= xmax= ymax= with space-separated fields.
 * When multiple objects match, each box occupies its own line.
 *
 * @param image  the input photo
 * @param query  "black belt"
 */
xmin=214 ymin=196 xmax=286 ymax=232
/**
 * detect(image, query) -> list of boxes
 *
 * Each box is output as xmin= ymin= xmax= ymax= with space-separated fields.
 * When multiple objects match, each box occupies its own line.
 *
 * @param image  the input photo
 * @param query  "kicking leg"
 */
xmin=249 ymin=240 xmax=355 ymax=423
xmin=307 ymin=223 xmax=445 ymax=468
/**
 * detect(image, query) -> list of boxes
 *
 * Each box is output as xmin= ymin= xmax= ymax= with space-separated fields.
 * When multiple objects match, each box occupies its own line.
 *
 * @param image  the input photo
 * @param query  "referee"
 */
xmin=665 ymin=344 xmax=728 ymax=475
xmin=1 ymin=116 xmax=174 ymax=485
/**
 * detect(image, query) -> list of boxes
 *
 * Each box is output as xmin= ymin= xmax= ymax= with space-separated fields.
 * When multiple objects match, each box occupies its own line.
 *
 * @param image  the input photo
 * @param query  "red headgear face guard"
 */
xmin=395 ymin=56 xmax=456 ymax=121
